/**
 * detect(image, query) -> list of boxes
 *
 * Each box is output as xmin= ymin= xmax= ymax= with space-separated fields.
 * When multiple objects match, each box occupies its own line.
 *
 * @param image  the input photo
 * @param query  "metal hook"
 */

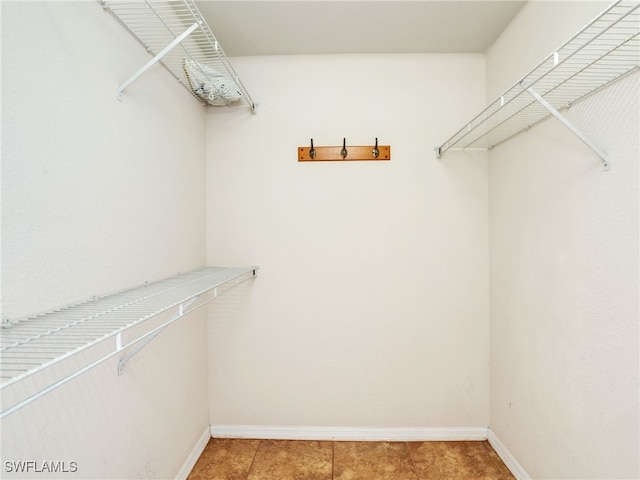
xmin=341 ymin=138 xmax=348 ymax=159
xmin=309 ymin=138 xmax=316 ymax=159
xmin=372 ymin=138 xmax=379 ymax=158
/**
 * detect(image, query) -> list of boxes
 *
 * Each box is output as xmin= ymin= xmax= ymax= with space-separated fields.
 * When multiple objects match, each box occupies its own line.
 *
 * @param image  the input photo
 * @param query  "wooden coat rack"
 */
xmin=299 ymin=138 xmax=390 ymax=162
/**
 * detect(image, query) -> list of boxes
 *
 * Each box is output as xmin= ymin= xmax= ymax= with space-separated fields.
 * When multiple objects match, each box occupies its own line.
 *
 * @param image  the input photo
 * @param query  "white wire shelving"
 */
xmin=436 ymin=0 xmax=640 ymax=170
xmin=0 ymin=266 xmax=258 ymax=419
xmin=100 ymin=0 xmax=256 ymax=112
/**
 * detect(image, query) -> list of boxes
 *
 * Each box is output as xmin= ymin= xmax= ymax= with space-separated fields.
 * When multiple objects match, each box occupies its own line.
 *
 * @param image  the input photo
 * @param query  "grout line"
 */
xmin=331 ymin=441 xmax=335 ymax=480
xmin=245 ymin=439 xmax=262 ymax=480
xmin=405 ymin=441 xmax=421 ymax=480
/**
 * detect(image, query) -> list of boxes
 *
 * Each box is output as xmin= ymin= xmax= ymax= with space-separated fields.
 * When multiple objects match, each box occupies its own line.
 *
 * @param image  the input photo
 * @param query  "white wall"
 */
xmin=487 ymin=2 xmax=639 ymax=478
xmin=205 ymin=54 xmax=490 ymax=429
xmin=1 ymin=2 xmax=209 ymax=478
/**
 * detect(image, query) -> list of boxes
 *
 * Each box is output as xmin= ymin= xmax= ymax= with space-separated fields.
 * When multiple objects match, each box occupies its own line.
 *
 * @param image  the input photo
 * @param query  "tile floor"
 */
xmin=187 ymin=438 xmax=516 ymax=480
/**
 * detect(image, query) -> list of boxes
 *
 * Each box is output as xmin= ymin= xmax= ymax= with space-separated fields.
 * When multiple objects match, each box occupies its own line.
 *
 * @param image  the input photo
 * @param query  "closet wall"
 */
xmin=487 ymin=2 xmax=639 ymax=479
xmin=205 ymin=54 xmax=491 ymax=430
xmin=1 ymin=2 xmax=209 ymax=478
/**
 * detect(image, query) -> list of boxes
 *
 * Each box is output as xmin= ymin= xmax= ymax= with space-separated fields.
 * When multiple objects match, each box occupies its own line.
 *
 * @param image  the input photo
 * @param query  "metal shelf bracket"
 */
xmin=117 ymin=295 xmax=200 ymax=375
xmin=526 ymin=86 xmax=610 ymax=170
xmin=117 ymin=21 xmax=200 ymax=101
xmin=116 ymin=267 xmax=259 ymax=375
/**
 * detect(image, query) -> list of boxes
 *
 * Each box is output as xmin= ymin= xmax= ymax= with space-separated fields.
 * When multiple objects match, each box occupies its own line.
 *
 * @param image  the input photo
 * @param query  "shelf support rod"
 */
xmin=117 ymin=21 xmax=200 ymax=100
xmin=117 ymin=296 xmax=200 ymax=375
xmin=526 ymin=86 xmax=609 ymax=170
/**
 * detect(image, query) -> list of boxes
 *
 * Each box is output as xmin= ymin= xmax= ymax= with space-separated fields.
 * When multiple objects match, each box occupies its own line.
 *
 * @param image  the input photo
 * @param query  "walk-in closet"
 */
xmin=1 ymin=1 xmax=638 ymax=479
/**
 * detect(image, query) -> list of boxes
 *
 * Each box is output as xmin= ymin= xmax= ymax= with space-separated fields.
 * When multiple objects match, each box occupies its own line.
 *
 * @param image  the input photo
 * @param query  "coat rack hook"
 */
xmin=309 ymin=138 xmax=316 ymax=159
xmin=372 ymin=138 xmax=379 ymax=158
xmin=341 ymin=138 xmax=348 ymax=159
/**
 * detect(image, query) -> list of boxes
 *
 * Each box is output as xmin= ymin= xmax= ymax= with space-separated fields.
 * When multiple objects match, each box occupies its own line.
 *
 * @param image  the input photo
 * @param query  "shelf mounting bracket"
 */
xmin=525 ymin=86 xmax=609 ymax=171
xmin=117 ymin=21 xmax=200 ymax=100
xmin=117 ymin=295 xmax=201 ymax=375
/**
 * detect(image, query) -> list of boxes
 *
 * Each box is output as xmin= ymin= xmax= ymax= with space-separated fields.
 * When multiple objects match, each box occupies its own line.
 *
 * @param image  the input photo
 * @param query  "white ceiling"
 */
xmin=195 ymin=1 xmax=526 ymax=56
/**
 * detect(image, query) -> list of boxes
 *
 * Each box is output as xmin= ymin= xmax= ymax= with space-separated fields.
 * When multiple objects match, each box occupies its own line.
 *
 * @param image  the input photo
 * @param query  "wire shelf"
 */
xmin=0 ymin=266 xmax=257 ymax=418
xmin=437 ymin=0 xmax=640 ymax=156
xmin=101 ymin=0 xmax=256 ymax=111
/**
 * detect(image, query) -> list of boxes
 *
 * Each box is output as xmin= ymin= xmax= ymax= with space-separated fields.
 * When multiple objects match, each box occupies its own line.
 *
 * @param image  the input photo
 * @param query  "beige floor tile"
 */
xmin=187 ymin=438 xmax=260 ymax=480
xmin=333 ymin=441 xmax=418 ymax=480
xmin=481 ymin=442 xmax=516 ymax=480
xmin=246 ymin=440 xmax=332 ymax=480
xmin=408 ymin=441 xmax=514 ymax=480
xmin=188 ymin=439 xmax=516 ymax=480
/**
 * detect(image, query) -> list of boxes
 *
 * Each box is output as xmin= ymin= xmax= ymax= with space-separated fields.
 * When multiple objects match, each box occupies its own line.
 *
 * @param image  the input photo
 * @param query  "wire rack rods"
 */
xmin=101 ymin=0 xmax=256 ymax=111
xmin=437 ymin=0 xmax=640 ymax=156
xmin=0 ymin=266 xmax=257 ymax=418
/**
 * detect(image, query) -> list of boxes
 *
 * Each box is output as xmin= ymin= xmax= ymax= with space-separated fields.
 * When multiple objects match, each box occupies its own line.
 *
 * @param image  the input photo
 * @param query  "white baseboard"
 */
xmin=175 ymin=426 xmax=211 ymax=480
xmin=210 ymin=425 xmax=488 ymax=442
xmin=487 ymin=429 xmax=530 ymax=480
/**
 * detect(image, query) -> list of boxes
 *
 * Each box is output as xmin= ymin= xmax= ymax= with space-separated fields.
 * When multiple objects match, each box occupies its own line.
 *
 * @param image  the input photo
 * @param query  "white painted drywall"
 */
xmin=205 ymin=54 xmax=490 ymax=429
xmin=1 ymin=2 xmax=209 ymax=478
xmin=487 ymin=2 xmax=639 ymax=478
